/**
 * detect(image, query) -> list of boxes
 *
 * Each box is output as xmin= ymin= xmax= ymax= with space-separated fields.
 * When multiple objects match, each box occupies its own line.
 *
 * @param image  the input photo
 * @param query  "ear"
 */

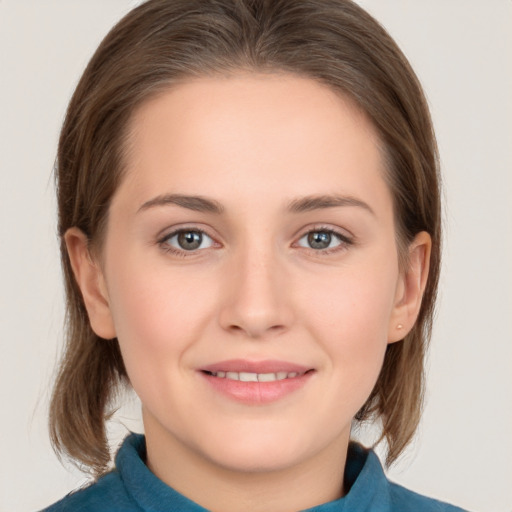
xmin=64 ymin=227 xmax=116 ymax=340
xmin=388 ymin=231 xmax=432 ymax=343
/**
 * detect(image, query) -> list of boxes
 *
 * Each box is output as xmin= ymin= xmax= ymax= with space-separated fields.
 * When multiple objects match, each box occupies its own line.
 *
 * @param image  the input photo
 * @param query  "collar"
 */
xmin=116 ymin=433 xmax=390 ymax=511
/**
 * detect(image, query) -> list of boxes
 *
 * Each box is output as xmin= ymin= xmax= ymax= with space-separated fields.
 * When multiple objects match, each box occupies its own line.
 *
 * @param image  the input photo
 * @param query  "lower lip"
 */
xmin=200 ymin=372 xmax=314 ymax=404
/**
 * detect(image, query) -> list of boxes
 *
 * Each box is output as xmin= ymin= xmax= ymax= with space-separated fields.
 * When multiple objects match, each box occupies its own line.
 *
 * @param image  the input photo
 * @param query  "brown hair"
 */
xmin=50 ymin=0 xmax=440 ymax=475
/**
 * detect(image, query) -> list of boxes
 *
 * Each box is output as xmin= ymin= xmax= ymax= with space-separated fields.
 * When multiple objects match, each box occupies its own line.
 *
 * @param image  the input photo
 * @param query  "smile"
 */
xmin=199 ymin=360 xmax=315 ymax=404
xmin=203 ymin=371 xmax=304 ymax=382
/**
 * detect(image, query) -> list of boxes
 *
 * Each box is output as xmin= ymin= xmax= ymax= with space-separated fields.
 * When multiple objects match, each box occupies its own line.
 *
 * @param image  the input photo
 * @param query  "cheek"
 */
xmin=304 ymin=263 xmax=396 ymax=330
xmin=104 ymin=259 xmax=221 ymax=418
xmin=299 ymin=263 xmax=397 ymax=376
xmin=105 ymin=254 xmax=215 ymax=373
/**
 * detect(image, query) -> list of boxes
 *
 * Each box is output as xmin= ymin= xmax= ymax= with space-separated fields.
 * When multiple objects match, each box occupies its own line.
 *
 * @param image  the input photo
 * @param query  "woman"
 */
xmin=42 ymin=0 xmax=467 ymax=510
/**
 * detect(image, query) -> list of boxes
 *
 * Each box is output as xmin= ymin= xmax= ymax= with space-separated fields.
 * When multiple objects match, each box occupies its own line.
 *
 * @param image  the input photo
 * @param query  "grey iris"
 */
xmin=308 ymin=231 xmax=332 ymax=249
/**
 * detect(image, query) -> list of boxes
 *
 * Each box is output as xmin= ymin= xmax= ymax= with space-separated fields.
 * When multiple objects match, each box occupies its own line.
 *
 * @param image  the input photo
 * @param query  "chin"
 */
xmin=206 ymin=444 xmax=304 ymax=474
xmin=191 ymin=420 xmax=325 ymax=474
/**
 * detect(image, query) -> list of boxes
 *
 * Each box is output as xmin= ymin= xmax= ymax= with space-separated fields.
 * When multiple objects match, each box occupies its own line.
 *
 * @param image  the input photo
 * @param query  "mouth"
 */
xmin=199 ymin=360 xmax=315 ymax=404
xmin=201 ymin=369 xmax=312 ymax=382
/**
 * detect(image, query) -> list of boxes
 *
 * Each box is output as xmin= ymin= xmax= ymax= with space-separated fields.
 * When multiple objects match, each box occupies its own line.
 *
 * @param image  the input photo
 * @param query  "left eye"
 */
xmin=163 ymin=230 xmax=214 ymax=251
xmin=297 ymin=230 xmax=343 ymax=250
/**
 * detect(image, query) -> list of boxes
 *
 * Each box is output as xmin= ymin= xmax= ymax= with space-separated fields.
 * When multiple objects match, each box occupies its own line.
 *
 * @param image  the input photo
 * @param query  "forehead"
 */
xmin=116 ymin=73 xmax=390 ymax=215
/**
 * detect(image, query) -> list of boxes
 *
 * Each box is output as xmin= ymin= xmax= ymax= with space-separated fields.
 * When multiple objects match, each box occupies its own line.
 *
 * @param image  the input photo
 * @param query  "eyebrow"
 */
xmin=287 ymin=194 xmax=375 ymax=215
xmin=138 ymin=194 xmax=225 ymax=214
xmin=137 ymin=193 xmax=374 ymax=216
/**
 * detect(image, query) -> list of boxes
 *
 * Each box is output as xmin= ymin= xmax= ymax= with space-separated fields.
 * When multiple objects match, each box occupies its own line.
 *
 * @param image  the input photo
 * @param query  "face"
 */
xmin=78 ymin=73 xmax=417 ymax=476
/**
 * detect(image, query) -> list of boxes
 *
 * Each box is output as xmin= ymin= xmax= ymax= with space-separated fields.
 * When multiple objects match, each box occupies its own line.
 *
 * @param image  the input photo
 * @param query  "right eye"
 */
xmin=161 ymin=229 xmax=215 ymax=252
xmin=297 ymin=230 xmax=343 ymax=250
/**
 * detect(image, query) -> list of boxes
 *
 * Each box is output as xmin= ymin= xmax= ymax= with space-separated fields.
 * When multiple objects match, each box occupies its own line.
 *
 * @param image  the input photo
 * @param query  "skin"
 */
xmin=66 ymin=73 xmax=431 ymax=512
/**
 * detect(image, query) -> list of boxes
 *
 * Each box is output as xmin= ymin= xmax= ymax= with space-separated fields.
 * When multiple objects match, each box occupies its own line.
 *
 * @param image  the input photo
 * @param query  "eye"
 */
xmin=162 ymin=229 xmax=214 ymax=252
xmin=297 ymin=229 xmax=349 ymax=251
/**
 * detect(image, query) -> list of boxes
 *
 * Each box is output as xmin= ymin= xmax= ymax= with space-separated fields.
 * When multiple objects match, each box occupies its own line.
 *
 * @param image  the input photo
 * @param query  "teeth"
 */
xmin=258 ymin=373 xmax=276 ymax=382
xmin=239 ymin=372 xmax=258 ymax=382
xmin=209 ymin=371 xmax=302 ymax=381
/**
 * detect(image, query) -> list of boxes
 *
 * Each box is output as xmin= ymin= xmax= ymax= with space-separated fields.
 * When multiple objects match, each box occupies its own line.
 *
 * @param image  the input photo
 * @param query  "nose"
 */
xmin=218 ymin=246 xmax=294 ymax=339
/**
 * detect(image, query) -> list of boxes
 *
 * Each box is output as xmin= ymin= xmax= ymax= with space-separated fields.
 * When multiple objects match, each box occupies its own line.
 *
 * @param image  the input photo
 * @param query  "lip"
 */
xmin=198 ymin=359 xmax=315 ymax=404
xmin=201 ymin=359 xmax=311 ymax=374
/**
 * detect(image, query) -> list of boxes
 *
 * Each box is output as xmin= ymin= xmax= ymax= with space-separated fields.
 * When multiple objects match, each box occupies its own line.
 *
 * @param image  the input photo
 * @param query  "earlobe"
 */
xmin=64 ymin=227 xmax=116 ymax=340
xmin=388 ymin=231 xmax=432 ymax=343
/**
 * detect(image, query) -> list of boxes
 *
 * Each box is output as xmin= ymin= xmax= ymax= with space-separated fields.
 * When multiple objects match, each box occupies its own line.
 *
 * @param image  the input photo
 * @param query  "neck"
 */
xmin=143 ymin=417 xmax=349 ymax=512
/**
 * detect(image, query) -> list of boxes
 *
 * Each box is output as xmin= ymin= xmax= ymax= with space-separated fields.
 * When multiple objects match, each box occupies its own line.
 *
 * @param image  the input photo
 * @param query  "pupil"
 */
xmin=308 ymin=231 xmax=331 ymax=249
xmin=178 ymin=231 xmax=202 ymax=250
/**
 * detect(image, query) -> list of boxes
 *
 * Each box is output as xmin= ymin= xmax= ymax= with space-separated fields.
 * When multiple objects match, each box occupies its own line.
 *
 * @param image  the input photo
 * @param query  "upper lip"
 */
xmin=200 ymin=359 xmax=312 ymax=374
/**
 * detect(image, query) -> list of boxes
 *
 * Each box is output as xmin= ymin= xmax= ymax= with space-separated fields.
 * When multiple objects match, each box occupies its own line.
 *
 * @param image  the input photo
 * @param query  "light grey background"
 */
xmin=1 ymin=1 xmax=511 ymax=511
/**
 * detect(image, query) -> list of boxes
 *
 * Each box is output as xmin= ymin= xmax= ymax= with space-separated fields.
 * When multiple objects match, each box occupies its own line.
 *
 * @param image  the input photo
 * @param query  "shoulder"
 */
xmin=40 ymin=470 xmax=139 ymax=512
xmin=342 ymin=443 xmax=470 ymax=512
xmin=388 ymin=480 xmax=468 ymax=512
xmin=40 ymin=433 xmax=145 ymax=511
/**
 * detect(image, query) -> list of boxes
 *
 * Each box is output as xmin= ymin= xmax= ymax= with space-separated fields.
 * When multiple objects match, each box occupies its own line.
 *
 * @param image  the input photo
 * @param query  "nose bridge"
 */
xmin=219 ymin=238 xmax=292 ymax=338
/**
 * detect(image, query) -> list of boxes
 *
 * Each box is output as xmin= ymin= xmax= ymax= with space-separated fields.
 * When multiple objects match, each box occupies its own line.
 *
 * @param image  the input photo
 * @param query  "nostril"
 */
xmin=227 ymin=322 xmax=286 ymax=338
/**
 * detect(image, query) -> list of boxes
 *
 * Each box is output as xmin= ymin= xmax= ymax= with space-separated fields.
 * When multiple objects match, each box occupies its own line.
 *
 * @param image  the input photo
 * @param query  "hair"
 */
xmin=50 ymin=0 xmax=440 ymax=476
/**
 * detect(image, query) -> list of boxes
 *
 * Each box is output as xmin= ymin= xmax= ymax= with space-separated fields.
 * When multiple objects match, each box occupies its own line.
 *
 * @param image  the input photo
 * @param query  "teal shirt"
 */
xmin=41 ymin=434 xmax=468 ymax=511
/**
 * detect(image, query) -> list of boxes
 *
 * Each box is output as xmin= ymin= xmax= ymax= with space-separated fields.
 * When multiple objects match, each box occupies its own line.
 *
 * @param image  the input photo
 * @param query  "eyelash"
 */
xmin=157 ymin=227 xmax=215 ymax=257
xmin=157 ymin=226 xmax=354 ymax=257
xmin=295 ymin=226 xmax=354 ymax=255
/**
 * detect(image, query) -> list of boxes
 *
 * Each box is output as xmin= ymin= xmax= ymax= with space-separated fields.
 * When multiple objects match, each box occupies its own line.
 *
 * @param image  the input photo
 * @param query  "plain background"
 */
xmin=1 ymin=1 xmax=511 ymax=511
